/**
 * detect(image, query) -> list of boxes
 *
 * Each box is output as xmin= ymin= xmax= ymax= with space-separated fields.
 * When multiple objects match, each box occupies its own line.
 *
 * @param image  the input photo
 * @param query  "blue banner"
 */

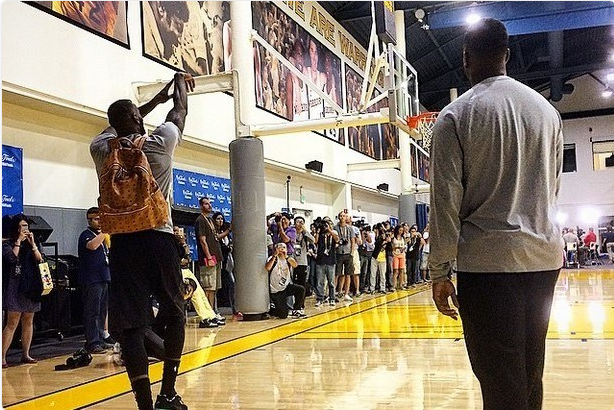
xmin=172 ymin=168 xmax=232 ymax=220
xmin=2 ymin=145 xmax=24 ymax=216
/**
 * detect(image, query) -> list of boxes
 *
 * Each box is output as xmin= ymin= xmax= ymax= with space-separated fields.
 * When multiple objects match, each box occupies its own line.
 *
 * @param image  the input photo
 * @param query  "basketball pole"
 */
xmin=228 ymin=0 xmax=270 ymax=320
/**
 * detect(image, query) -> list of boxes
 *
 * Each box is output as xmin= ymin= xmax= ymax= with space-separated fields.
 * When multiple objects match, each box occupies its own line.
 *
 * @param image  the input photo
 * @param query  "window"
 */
xmin=563 ymin=143 xmax=577 ymax=173
xmin=592 ymin=140 xmax=614 ymax=171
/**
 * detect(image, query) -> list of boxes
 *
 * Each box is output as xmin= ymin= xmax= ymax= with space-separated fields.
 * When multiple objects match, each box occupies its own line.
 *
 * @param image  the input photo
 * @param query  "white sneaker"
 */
xmin=215 ymin=313 xmax=226 ymax=322
xmin=343 ymin=294 xmax=353 ymax=302
xmin=315 ymin=300 xmax=323 ymax=307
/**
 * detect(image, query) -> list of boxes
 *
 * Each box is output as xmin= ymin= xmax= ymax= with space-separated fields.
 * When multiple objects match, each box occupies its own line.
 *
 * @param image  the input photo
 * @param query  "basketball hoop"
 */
xmin=406 ymin=112 xmax=438 ymax=152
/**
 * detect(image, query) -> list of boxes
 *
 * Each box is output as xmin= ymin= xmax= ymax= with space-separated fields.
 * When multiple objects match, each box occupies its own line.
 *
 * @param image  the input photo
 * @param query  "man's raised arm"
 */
xmin=138 ymin=79 xmax=174 ymax=118
xmin=166 ymin=72 xmax=195 ymax=133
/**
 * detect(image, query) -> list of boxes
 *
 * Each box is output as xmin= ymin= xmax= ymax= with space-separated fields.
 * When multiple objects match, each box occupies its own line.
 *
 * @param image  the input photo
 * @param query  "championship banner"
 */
xmin=2 ymin=145 xmax=24 ymax=216
xmin=172 ymin=168 xmax=232 ymax=219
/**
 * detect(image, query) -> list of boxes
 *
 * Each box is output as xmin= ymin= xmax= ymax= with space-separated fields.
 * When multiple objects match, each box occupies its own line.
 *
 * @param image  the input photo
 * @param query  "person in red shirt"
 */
xmin=583 ymin=227 xmax=597 ymax=247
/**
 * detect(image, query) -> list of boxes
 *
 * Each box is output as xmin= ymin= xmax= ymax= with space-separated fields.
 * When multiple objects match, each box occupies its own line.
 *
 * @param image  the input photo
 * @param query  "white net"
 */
xmin=407 ymin=112 xmax=438 ymax=153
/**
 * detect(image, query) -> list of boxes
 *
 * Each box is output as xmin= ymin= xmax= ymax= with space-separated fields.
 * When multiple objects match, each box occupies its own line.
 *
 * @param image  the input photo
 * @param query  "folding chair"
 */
xmin=589 ymin=242 xmax=603 ymax=265
xmin=565 ymin=242 xmax=579 ymax=269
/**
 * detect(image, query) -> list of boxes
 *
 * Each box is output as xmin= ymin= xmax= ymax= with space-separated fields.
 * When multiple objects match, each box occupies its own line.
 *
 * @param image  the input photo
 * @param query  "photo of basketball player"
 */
xmin=29 ymin=1 xmax=128 ymax=46
xmin=142 ymin=1 xmax=230 ymax=76
xmin=345 ymin=65 xmax=381 ymax=159
xmin=252 ymin=2 xmax=343 ymax=144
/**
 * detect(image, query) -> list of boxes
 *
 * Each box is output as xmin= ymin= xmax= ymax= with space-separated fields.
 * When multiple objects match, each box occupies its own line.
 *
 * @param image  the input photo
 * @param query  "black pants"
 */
xmin=292 ymin=265 xmax=308 ymax=307
xmin=457 ymin=270 xmax=560 ymax=410
xmin=270 ymin=284 xmax=305 ymax=319
xmin=109 ymin=231 xmax=186 ymax=405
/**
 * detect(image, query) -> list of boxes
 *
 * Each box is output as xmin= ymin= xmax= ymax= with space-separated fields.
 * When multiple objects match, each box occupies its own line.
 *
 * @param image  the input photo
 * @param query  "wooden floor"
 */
xmin=3 ymin=267 xmax=614 ymax=409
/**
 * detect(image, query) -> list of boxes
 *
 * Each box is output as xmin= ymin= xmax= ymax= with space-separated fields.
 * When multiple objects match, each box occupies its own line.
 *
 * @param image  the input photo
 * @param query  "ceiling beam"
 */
xmin=420 ymin=61 xmax=612 ymax=94
xmin=428 ymin=1 xmax=614 ymax=35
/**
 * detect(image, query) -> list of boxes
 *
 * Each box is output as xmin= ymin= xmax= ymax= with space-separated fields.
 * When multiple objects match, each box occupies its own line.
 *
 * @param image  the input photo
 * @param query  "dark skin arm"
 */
xmin=166 ymin=72 xmax=195 ymax=133
xmin=138 ymin=79 xmax=174 ymax=118
xmin=100 ymin=77 xmax=178 ymax=136
xmin=432 ymin=280 xmax=459 ymax=320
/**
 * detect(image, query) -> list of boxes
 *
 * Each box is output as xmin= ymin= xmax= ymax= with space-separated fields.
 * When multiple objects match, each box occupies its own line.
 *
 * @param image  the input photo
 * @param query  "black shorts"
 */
xmin=108 ymin=230 xmax=184 ymax=334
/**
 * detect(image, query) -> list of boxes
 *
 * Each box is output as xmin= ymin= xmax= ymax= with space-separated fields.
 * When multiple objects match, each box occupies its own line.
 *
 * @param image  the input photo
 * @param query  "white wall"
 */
xmin=1 ymin=1 xmax=401 ymax=221
xmin=558 ymin=115 xmax=614 ymax=233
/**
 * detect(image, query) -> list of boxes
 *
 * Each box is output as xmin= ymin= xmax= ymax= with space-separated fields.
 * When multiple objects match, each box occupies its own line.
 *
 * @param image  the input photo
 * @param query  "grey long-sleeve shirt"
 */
xmin=428 ymin=76 xmax=564 ymax=282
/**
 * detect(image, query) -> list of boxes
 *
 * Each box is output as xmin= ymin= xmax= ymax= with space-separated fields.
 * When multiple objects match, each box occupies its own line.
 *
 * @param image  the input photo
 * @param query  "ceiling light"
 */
xmin=607 ymin=73 xmax=614 ymax=82
xmin=602 ymin=88 xmax=613 ymax=98
xmin=466 ymin=13 xmax=482 ymax=25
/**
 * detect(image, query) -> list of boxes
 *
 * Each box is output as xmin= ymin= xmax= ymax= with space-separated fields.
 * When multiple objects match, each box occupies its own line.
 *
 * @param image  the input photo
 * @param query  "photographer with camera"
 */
xmin=292 ymin=216 xmax=314 ymax=312
xmin=268 ymin=212 xmax=297 ymax=256
xmin=406 ymin=224 xmax=424 ymax=286
xmin=335 ymin=211 xmax=356 ymax=302
xmin=266 ymin=243 xmax=306 ymax=319
xmin=2 ymin=215 xmax=44 ymax=368
xmin=314 ymin=217 xmax=339 ymax=307
xmin=358 ymin=225 xmax=374 ymax=292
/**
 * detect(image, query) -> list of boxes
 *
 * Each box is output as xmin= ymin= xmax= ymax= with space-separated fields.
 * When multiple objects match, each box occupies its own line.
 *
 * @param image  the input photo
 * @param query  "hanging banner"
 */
xmin=172 ymin=168 xmax=232 ymax=219
xmin=2 ymin=145 xmax=24 ymax=216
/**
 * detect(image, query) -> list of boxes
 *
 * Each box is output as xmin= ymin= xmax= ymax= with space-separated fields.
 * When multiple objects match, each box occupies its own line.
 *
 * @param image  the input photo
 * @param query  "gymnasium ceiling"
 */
xmin=320 ymin=1 xmax=614 ymax=116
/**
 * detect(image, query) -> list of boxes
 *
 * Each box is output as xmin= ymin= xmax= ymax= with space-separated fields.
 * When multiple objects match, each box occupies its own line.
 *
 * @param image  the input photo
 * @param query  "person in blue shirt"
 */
xmin=78 ymin=207 xmax=111 ymax=354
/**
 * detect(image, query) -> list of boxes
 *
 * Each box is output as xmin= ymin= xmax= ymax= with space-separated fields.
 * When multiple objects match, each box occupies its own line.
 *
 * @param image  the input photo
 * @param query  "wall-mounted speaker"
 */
xmin=305 ymin=160 xmax=323 ymax=172
xmin=377 ymin=183 xmax=389 ymax=192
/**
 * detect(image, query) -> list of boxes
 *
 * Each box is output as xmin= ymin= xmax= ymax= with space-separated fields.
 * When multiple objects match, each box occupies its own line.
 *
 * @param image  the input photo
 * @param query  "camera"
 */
xmin=352 ymin=218 xmax=367 ymax=229
xmin=340 ymin=239 xmax=349 ymax=246
xmin=313 ymin=217 xmax=329 ymax=232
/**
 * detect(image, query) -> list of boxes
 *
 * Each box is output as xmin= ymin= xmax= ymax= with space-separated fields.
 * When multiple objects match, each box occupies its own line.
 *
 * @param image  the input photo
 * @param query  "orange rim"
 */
xmin=406 ymin=112 xmax=439 ymax=129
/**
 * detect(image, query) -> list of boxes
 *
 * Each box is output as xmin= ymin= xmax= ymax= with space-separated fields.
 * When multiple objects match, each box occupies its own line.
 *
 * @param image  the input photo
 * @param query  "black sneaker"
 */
xmin=87 ymin=345 xmax=108 ymax=354
xmin=155 ymin=393 xmax=188 ymax=410
xmin=290 ymin=310 xmax=307 ymax=319
xmin=103 ymin=335 xmax=116 ymax=345
xmin=198 ymin=319 xmax=218 ymax=328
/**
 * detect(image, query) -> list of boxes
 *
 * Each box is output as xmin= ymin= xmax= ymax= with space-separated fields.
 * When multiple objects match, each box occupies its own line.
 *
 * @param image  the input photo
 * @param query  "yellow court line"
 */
xmin=5 ymin=289 xmax=425 ymax=410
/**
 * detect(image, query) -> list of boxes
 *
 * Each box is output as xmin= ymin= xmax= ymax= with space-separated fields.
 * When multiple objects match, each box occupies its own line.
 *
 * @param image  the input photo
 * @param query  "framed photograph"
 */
xmin=410 ymin=145 xmax=418 ymax=178
xmin=252 ymin=1 xmax=344 ymax=145
xmin=141 ymin=1 xmax=231 ymax=76
xmin=27 ymin=1 xmax=129 ymax=48
xmin=345 ymin=65 xmax=382 ymax=159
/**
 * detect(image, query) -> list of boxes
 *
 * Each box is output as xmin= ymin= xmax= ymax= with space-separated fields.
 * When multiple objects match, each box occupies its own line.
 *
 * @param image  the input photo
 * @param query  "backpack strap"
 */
xmin=268 ymin=257 xmax=277 ymax=274
xmin=108 ymin=136 xmax=147 ymax=150
xmin=132 ymin=136 xmax=148 ymax=149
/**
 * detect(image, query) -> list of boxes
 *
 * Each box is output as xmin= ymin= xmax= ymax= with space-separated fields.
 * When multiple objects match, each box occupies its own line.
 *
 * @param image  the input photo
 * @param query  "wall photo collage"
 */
xmin=29 ymin=1 xmax=413 ymax=162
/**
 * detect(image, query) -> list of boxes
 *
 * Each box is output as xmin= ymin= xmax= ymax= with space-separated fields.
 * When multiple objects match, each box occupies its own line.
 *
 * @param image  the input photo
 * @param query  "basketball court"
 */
xmin=2 ymin=2 xmax=613 ymax=409
xmin=3 ymin=268 xmax=613 ymax=409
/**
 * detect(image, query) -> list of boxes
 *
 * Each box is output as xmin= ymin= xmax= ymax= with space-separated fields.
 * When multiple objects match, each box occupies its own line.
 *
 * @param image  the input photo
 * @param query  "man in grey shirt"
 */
xmin=429 ymin=19 xmax=563 ymax=410
xmin=90 ymin=72 xmax=194 ymax=410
